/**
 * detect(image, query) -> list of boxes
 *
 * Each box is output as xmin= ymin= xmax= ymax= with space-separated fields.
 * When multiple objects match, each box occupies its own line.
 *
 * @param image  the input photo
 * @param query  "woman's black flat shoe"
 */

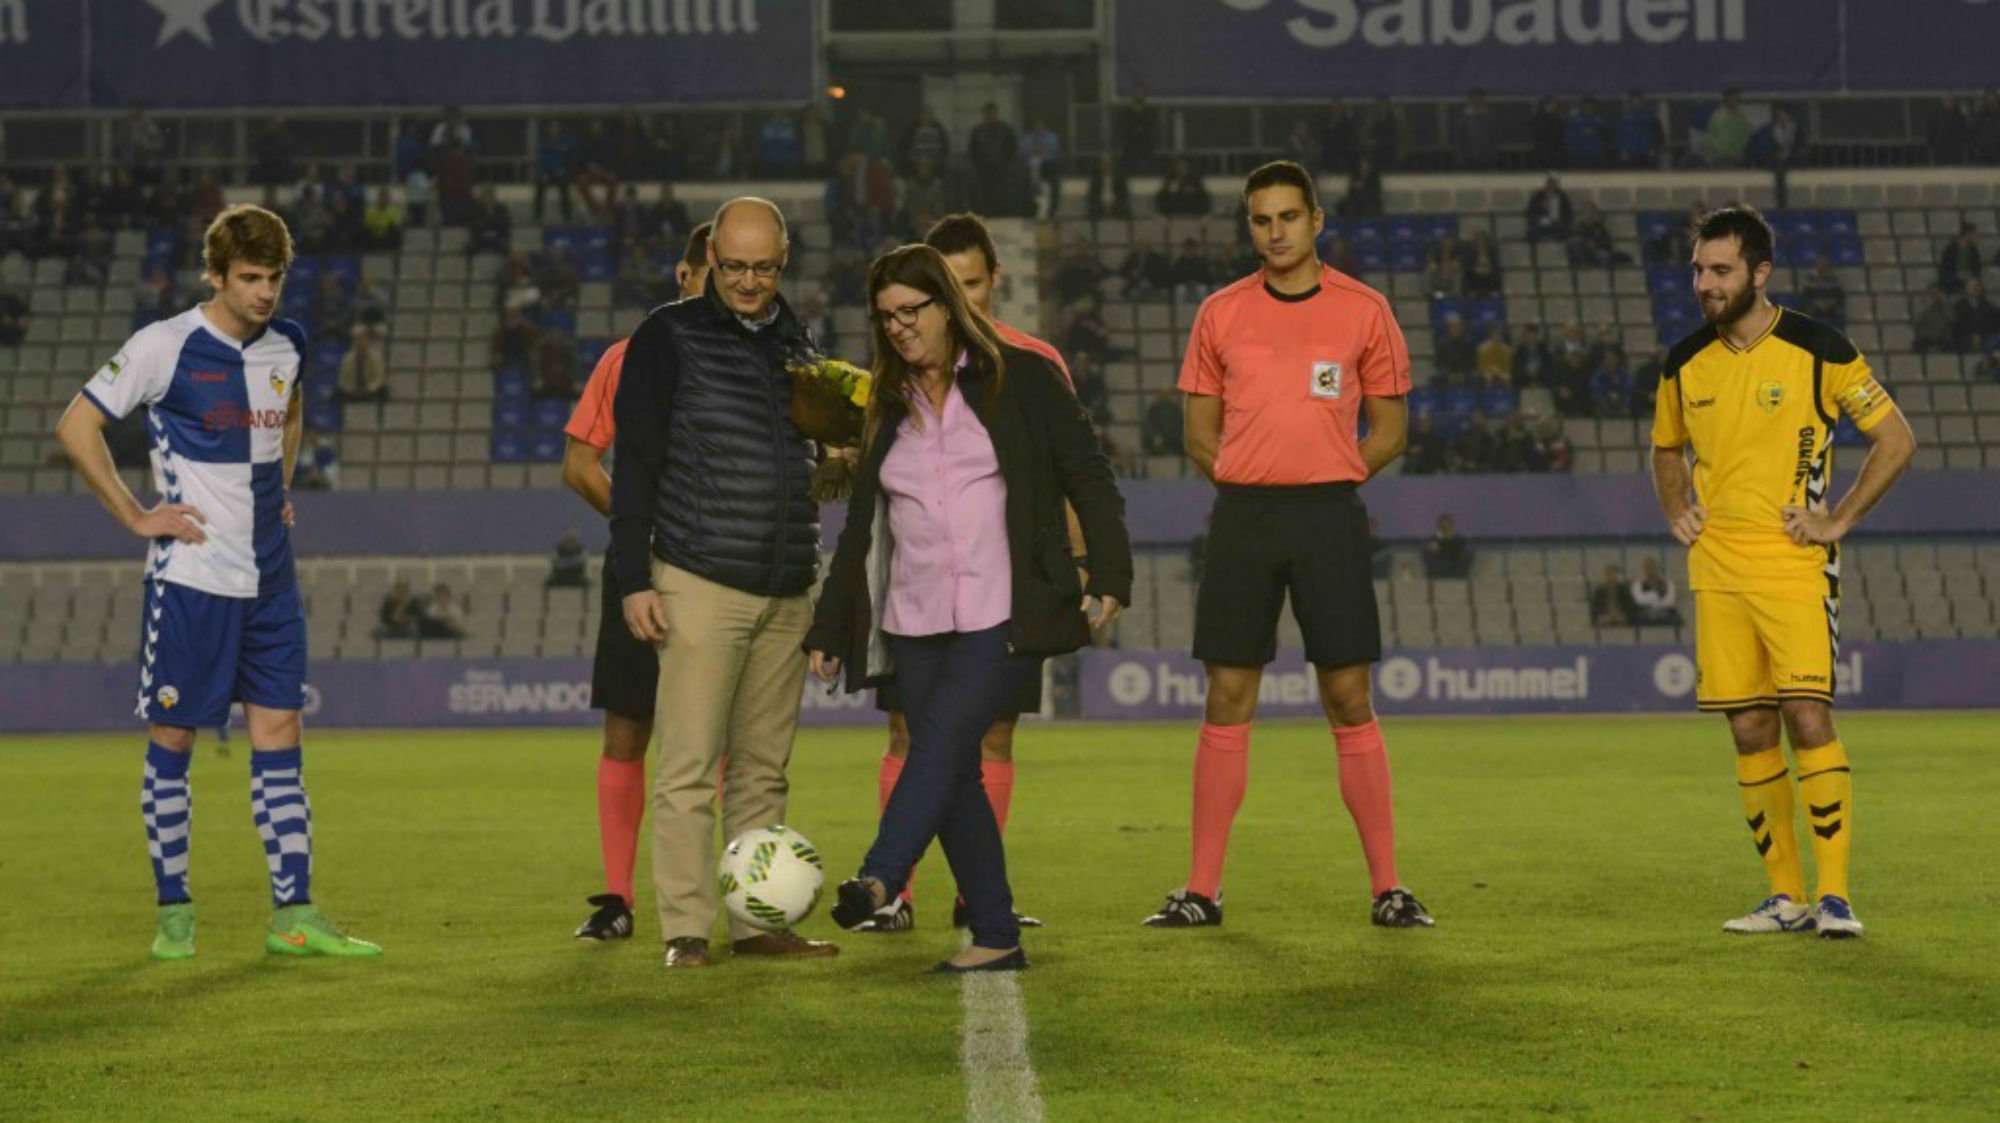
xmin=932 ymin=948 xmax=1028 ymax=974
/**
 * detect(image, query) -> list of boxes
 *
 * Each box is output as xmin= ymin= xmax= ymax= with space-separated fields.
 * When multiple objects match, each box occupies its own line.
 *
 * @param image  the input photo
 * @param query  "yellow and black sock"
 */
xmin=1794 ymin=740 xmax=1852 ymax=901
xmin=1735 ymin=746 xmax=1806 ymax=903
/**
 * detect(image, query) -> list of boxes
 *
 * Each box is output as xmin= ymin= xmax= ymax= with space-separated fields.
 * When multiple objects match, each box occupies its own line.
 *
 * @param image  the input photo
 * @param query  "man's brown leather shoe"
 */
xmin=663 ymin=937 xmax=712 ymax=968
xmin=731 ymin=929 xmax=840 ymax=959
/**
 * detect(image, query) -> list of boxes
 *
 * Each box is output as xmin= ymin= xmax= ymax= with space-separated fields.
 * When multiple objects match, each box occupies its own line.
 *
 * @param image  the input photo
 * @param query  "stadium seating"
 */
xmin=2 ymin=539 xmax=1994 ymax=665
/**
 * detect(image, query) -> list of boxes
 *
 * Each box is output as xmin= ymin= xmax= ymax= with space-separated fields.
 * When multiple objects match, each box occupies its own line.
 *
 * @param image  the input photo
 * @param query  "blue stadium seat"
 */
xmin=577 ymin=337 xmax=612 ymax=371
xmin=493 ymin=400 xmax=527 ymax=429
xmin=533 ymin=308 xmax=577 ymax=337
xmin=1442 ymin=385 xmax=1480 ymax=418
xmin=495 ymin=366 xmax=532 ymax=401
xmin=529 ymin=431 xmax=565 ymax=463
xmin=306 ymin=374 xmax=338 ymax=404
xmin=1388 ymin=242 xmax=1425 ymax=272
xmin=1646 ymin=266 xmax=1682 ymax=294
xmin=580 ymin=253 xmax=616 ymax=283
xmin=305 ymin=400 xmax=342 ymax=432
xmin=1407 ymin=386 xmax=1437 ymax=418
xmin=531 ymin=398 xmax=570 ymax=429
xmin=1481 ymin=385 xmax=1521 ymax=417
xmin=490 ymin=430 xmax=526 ymax=463
xmin=1827 ymin=234 xmax=1864 ymax=266
xmin=1637 ymin=211 xmax=1680 ymax=247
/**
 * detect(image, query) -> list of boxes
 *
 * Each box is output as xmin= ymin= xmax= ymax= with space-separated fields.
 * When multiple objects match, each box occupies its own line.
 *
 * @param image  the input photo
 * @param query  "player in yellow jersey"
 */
xmin=1651 ymin=205 xmax=1916 ymax=938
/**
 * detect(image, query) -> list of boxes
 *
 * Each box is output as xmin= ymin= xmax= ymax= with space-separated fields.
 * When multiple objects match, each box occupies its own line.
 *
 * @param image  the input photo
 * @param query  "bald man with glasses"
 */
xmin=610 ymin=197 xmax=839 ymax=969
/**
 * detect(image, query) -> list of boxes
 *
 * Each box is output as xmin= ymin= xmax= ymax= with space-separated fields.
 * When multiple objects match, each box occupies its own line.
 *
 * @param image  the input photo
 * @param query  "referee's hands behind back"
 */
xmin=622 ymin=591 xmax=668 ymax=644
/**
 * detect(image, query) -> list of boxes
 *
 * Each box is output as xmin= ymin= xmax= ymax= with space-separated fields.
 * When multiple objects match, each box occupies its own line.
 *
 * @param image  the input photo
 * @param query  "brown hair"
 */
xmin=923 ymin=212 xmax=999 ymax=274
xmin=202 ymin=204 xmax=294 ymax=279
xmin=1242 ymin=159 xmax=1321 ymax=213
xmin=865 ymin=244 xmax=1006 ymax=442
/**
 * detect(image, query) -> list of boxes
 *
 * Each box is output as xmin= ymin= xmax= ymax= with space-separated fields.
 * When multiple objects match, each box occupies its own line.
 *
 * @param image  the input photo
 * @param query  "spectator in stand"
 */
xmin=1551 ymin=347 xmax=1592 ymax=416
xmin=1970 ymin=89 xmax=2000 ymax=164
xmin=1556 ymin=321 xmax=1592 ymax=363
xmin=905 ymin=158 xmax=949 ymax=236
xmin=403 ymin=159 xmax=434 ymax=230
xmin=1476 ymin=325 xmax=1514 ymax=386
xmin=532 ymin=330 xmax=580 ymax=401
xmin=1064 ymin=296 xmax=1126 ymax=364
xmin=0 ymin=193 xmax=33 ymax=258
xmin=534 ymin=121 xmax=576 ymax=222
xmin=1531 ymin=98 xmax=1567 ymax=168
xmin=1928 ymin=94 xmax=1971 ymax=165
xmin=1453 ymin=89 xmax=1499 ymax=170
xmin=420 ymin=584 xmax=468 ymax=640
xmin=336 ymin=330 xmax=387 ymax=404
xmin=1567 ymin=202 xmax=1626 ymax=267
xmin=1021 ymin=119 xmax=1064 ymax=218
xmin=1955 ymin=279 xmax=2000 ymax=352
xmin=1336 ymin=157 xmax=1383 ymax=219
xmin=1142 ymin=386 xmax=1184 ymax=457
xmin=903 ymin=107 xmax=950 ymax=171
xmin=1526 ymin=174 xmax=1573 ymax=243
xmin=1404 ymin=415 xmax=1447 ymax=475
xmin=1629 ymin=557 xmax=1682 ymax=627
xmin=1590 ymin=565 xmax=1637 ymax=627
xmin=313 ymin=273 xmax=353 ymax=342
xmin=1084 ymin=153 xmax=1131 ymax=220
xmin=1450 ymin=413 xmax=1497 ymax=473
xmin=496 ymin=251 xmax=540 ymax=314
xmin=645 ymin=183 xmax=692 ymax=247
xmin=294 ymin=431 xmax=340 ymax=491
xmin=1565 ymin=97 xmax=1610 ymax=168
xmin=1117 ymin=88 xmax=1158 ymax=177
xmin=1938 ymin=224 xmax=1983 ymax=295
xmin=251 ymin=116 xmax=298 ymax=186
xmin=1913 ymin=287 xmax=1957 ymax=353
xmin=1588 ymin=349 xmax=1632 ymax=418
xmin=1616 ymin=92 xmax=1664 ymax=168
xmin=134 ymin=265 xmax=173 ymax=321
xmin=393 ymin=121 xmax=428 ymax=182
xmin=1592 ymin=324 xmax=1626 ymax=371
xmin=1435 ymin=314 xmax=1478 ymax=380
xmin=1510 ymin=323 xmax=1552 ymax=387
xmin=1491 ymin=412 xmax=1543 ymax=473
xmin=753 ymin=110 xmax=803 ymax=178
xmin=430 ymin=106 xmax=474 ymax=152
xmin=353 ymin=271 xmax=389 ymax=339
xmin=1155 ymin=158 xmax=1212 ymax=218
xmin=968 ymin=103 xmax=1021 ymax=216
xmin=1319 ymin=100 xmax=1358 ymax=175
xmin=377 ymin=580 xmax=421 ymax=639
xmin=573 ymin=120 xmax=623 ymax=220
xmin=1055 ymin=235 xmax=1108 ymax=304
xmin=847 ymin=109 xmax=889 ymax=161
xmin=1170 ymin=237 xmax=1214 ymax=303
xmin=534 ymin=244 xmax=581 ymax=312
xmin=1282 ymin=119 xmax=1320 ymax=175
xmin=491 ymin=307 xmax=541 ymax=374
xmin=1071 ymin=352 xmax=1113 ymax=428
xmin=1975 ymin=341 xmax=2000 ymax=383
xmin=1802 ymin=254 xmax=1846 ymax=326
xmin=1365 ymin=97 xmax=1406 ymax=169
xmin=1424 ymin=514 xmax=1472 ymax=579
xmin=1426 ymin=231 xmax=1468 ymax=297
xmin=1120 ymin=235 xmax=1172 ymax=299
xmin=1534 ymin=416 xmax=1573 ymax=473
xmin=1629 ymin=351 xmax=1662 ymax=420
xmin=0 ymin=282 xmax=27 ymax=346
xmin=1705 ymin=89 xmax=1751 ymax=165
xmin=800 ymin=102 xmax=831 ymax=177
xmin=434 ymin=141 xmax=477 ymax=226
xmin=1464 ymin=232 xmax=1502 ymax=296
xmin=466 ymin=186 xmax=510 ymax=258
xmin=1320 ymin=233 xmax=1362 ymax=278
xmin=363 ymin=188 xmax=404 ymax=252
xmin=547 ymin=530 xmax=591 ymax=589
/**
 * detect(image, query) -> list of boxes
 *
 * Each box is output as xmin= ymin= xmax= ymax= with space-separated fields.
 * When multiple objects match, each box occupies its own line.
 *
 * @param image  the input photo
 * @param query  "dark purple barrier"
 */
xmin=4 ymin=471 xmax=1993 ymax=561
xmin=5 ymin=640 xmax=1992 ymax=734
xmin=1078 ymin=640 xmax=2000 ymax=720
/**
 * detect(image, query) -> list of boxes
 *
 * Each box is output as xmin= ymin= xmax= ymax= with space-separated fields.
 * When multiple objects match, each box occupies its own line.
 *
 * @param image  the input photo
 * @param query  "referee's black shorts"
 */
xmin=873 ymin=660 xmax=1045 ymax=718
xmin=1193 ymin=481 xmax=1382 ymax=670
xmin=590 ymin=547 xmax=660 ymax=720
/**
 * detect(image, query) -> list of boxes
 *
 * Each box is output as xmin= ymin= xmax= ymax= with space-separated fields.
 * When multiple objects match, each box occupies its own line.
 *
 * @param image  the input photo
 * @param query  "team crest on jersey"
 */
xmin=157 ymin=686 xmax=180 ymax=710
xmin=271 ymin=367 xmax=293 ymax=397
xmin=1757 ymin=380 xmax=1785 ymax=414
xmin=1310 ymin=361 xmax=1343 ymax=400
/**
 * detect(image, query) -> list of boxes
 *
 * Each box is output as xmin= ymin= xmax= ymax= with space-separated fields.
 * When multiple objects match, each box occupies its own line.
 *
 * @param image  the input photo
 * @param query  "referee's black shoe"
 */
xmin=574 ymin=894 xmax=635 ymax=941
xmin=951 ymin=898 xmax=1044 ymax=929
xmin=1142 ymin=889 xmax=1222 ymax=928
xmin=1370 ymin=887 xmax=1435 ymax=928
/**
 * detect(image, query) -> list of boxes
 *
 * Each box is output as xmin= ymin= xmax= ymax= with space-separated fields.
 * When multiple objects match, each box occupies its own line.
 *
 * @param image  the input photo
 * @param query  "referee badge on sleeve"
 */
xmin=1310 ymin=361 xmax=1343 ymax=400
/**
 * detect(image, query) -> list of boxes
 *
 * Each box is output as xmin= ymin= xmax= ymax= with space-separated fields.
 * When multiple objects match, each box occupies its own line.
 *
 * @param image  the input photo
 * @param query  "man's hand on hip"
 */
xmin=622 ymin=590 xmax=668 ymax=643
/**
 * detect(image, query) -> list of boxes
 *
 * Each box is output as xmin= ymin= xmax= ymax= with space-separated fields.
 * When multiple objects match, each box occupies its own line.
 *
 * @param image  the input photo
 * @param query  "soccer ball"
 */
xmin=718 ymin=825 xmax=825 ymax=932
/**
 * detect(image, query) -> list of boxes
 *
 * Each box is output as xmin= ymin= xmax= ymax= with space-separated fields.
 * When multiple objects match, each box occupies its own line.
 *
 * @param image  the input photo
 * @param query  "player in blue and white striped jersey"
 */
xmin=55 ymin=204 xmax=379 ymax=961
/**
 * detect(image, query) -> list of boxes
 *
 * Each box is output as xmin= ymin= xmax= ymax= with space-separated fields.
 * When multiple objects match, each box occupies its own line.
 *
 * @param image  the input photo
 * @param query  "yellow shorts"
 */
xmin=1694 ymin=590 xmax=1838 ymax=711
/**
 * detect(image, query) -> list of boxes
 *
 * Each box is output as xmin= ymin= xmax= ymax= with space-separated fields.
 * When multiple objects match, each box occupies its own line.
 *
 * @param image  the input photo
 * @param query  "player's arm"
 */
xmin=1651 ymin=444 xmax=1705 ymax=546
xmin=280 ymin=382 xmax=304 ymax=526
xmin=1358 ymin=394 xmax=1408 ymax=477
xmin=54 ymin=395 xmax=206 ymax=543
xmin=1782 ymin=407 xmax=1916 ymax=546
xmin=562 ymin=437 xmax=612 ymax=518
xmin=610 ymin=318 xmax=675 ymax=642
xmin=1184 ymin=393 xmax=1222 ymax=482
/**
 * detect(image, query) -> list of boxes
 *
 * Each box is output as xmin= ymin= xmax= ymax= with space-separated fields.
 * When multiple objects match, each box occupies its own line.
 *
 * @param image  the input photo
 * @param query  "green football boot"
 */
xmin=266 ymin=904 xmax=382 ymax=958
xmin=151 ymin=902 xmax=196 ymax=960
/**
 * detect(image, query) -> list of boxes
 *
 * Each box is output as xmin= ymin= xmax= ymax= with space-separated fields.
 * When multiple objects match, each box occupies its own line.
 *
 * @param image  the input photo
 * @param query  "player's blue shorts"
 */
xmin=136 ymin=581 xmax=307 ymax=727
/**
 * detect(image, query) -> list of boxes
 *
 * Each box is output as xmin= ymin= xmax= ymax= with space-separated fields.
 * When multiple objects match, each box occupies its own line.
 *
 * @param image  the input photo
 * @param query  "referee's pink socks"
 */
xmin=1333 ymin=719 xmax=1399 ymax=896
xmin=596 ymin=755 xmax=646 ymax=908
xmin=1189 ymin=721 xmax=1252 ymax=899
xmin=981 ymin=760 xmax=1014 ymax=833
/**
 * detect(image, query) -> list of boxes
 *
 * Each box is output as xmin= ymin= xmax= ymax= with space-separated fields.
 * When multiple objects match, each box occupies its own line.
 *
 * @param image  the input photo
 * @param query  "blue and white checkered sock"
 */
xmin=142 ymin=741 xmax=193 ymax=906
xmin=250 ymin=747 xmax=313 ymax=907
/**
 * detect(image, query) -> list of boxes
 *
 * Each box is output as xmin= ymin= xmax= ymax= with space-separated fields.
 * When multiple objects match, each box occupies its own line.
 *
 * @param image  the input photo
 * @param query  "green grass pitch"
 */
xmin=2 ymin=714 xmax=1996 ymax=1122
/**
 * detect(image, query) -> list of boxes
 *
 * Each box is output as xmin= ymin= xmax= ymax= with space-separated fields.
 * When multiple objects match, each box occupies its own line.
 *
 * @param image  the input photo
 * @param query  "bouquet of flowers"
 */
xmin=786 ymin=355 xmax=872 ymax=448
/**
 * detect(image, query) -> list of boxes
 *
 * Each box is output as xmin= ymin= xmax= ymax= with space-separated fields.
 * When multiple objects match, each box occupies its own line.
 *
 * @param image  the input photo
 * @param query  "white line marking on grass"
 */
xmin=960 ymin=967 xmax=1044 ymax=1123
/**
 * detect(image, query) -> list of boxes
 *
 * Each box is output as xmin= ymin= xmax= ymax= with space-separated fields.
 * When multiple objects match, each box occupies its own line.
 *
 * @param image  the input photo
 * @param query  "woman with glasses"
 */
xmin=807 ymin=245 xmax=1132 ymax=973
